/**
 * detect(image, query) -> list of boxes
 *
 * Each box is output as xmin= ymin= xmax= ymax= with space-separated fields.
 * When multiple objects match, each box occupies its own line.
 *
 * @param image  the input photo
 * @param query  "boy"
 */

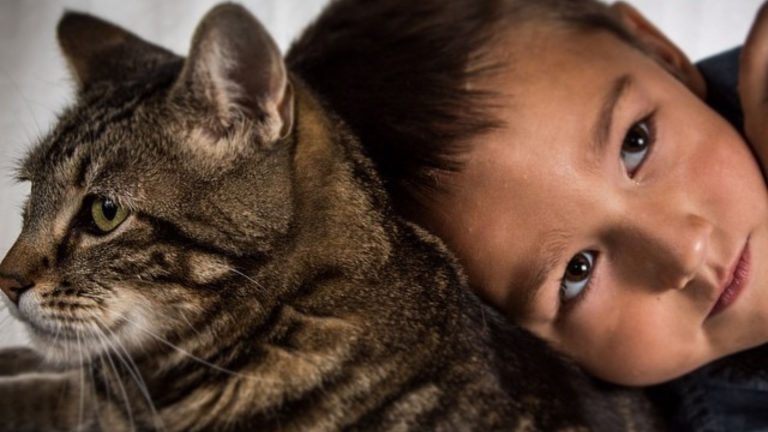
xmin=289 ymin=0 xmax=768 ymax=428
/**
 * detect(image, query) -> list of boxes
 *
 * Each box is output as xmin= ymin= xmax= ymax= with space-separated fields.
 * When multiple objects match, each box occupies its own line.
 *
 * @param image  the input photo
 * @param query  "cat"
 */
xmin=0 ymin=4 xmax=659 ymax=431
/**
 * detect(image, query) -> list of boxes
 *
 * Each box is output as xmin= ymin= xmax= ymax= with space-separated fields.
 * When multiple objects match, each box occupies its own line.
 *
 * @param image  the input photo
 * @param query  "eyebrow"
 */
xmin=508 ymin=74 xmax=632 ymax=318
xmin=591 ymin=74 xmax=633 ymax=164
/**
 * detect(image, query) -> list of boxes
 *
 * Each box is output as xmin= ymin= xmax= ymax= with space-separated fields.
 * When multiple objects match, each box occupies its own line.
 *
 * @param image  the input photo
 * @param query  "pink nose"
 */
xmin=0 ymin=275 xmax=33 ymax=305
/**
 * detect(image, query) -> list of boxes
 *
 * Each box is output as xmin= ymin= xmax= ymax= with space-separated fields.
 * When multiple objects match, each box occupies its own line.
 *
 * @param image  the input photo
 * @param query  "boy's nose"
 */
xmin=0 ymin=274 xmax=33 ymax=305
xmin=622 ymin=213 xmax=712 ymax=290
xmin=664 ymin=221 xmax=710 ymax=289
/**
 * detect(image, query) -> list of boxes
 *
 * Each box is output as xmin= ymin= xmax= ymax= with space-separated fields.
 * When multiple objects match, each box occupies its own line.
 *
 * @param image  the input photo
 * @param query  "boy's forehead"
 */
xmin=484 ymin=24 xmax=644 ymax=92
xmin=474 ymin=27 xmax=660 ymax=158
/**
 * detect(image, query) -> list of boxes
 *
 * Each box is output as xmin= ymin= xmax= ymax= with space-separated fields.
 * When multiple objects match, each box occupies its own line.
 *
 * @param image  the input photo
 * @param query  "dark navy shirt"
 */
xmin=698 ymin=47 xmax=743 ymax=131
xmin=647 ymin=47 xmax=768 ymax=432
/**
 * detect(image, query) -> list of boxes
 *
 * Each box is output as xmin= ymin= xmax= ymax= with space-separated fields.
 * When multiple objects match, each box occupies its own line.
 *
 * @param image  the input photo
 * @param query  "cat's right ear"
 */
xmin=57 ymin=11 xmax=179 ymax=91
xmin=171 ymin=4 xmax=294 ymax=144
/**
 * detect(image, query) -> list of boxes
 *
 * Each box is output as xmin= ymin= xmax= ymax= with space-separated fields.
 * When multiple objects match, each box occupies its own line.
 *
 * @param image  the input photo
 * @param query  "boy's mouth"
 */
xmin=708 ymin=237 xmax=751 ymax=319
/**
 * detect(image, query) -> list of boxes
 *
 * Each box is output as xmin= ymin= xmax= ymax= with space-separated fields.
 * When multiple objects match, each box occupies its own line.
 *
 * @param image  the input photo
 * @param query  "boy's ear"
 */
xmin=610 ymin=1 xmax=707 ymax=99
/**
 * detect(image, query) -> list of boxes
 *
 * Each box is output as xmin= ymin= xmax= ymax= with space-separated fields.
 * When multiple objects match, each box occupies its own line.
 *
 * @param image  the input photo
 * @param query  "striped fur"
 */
xmin=0 ymin=4 xmax=660 ymax=431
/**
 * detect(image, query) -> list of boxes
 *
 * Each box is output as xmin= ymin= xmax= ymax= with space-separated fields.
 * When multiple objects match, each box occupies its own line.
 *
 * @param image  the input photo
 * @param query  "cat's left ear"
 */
xmin=57 ymin=12 xmax=179 ymax=91
xmin=173 ymin=4 xmax=294 ymax=143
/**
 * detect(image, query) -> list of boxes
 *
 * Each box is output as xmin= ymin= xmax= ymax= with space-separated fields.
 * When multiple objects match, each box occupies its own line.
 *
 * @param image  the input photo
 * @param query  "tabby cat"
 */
xmin=0 ymin=4 xmax=657 ymax=431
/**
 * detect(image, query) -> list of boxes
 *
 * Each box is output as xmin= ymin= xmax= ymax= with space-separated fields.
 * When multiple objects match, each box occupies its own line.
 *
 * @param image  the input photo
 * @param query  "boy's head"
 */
xmin=289 ymin=0 xmax=768 ymax=386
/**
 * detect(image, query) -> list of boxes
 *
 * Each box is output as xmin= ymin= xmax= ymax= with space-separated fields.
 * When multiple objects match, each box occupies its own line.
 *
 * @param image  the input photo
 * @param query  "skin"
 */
xmin=418 ymin=4 xmax=768 ymax=386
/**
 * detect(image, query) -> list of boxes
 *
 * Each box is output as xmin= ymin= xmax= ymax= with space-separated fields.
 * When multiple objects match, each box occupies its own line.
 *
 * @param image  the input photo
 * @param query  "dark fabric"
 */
xmin=648 ymin=345 xmax=768 ymax=432
xmin=698 ymin=46 xmax=743 ymax=131
xmin=647 ymin=47 xmax=768 ymax=432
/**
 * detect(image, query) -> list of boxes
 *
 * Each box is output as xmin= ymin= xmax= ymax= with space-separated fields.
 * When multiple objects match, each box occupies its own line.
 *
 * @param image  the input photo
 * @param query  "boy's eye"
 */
xmin=621 ymin=118 xmax=654 ymax=176
xmin=560 ymin=251 xmax=595 ymax=302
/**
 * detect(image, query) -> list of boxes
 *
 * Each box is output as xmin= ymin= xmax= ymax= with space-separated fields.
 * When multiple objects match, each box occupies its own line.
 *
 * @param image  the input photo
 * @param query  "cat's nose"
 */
xmin=0 ymin=275 xmax=33 ymax=305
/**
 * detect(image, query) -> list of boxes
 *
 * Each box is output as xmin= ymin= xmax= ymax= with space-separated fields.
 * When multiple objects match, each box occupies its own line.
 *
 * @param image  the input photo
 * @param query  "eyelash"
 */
xmin=558 ymin=251 xmax=599 ymax=314
xmin=622 ymin=112 xmax=657 ymax=178
xmin=558 ymin=112 xmax=658 ymax=313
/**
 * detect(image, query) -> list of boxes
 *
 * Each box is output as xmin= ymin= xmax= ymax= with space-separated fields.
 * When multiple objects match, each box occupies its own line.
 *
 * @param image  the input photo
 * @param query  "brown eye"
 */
xmin=90 ymin=197 xmax=128 ymax=233
xmin=621 ymin=119 xmax=653 ymax=176
xmin=560 ymin=251 xmax=595 ymax=302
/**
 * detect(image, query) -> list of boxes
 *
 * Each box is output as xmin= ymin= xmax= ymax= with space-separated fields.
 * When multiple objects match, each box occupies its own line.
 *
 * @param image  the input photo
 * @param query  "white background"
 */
xmin=0 ymin=0 xmax=764 ymax=347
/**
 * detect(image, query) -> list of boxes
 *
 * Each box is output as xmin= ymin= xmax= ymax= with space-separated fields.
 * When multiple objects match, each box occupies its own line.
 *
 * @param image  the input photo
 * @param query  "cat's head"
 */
xmin=0 ymin=4 xmax=296 ymax=365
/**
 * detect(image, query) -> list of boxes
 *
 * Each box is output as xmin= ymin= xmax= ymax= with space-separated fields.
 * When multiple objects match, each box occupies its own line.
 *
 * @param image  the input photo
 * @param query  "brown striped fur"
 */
xmin=0 ymin=4 xmax=660 ymax=431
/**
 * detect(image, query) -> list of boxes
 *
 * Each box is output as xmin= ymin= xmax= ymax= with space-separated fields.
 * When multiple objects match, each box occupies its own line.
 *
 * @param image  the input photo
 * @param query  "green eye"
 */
xmin=90 ymin=197 xmax=129 ymax=233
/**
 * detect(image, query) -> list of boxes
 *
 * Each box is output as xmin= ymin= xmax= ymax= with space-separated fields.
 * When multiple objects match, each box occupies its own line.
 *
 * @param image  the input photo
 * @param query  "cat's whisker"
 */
xmin=94 ymin=320 xmax=152 ymax=395
xmin=118 ymin=314 xmax=280 ymax=385
xmin=87 ymin=352 xmax=103 ymax=429
xmin=76 ymin=329 xmax=86 ymax=432
xmin=122 ymin=314 xmax=330 ymax=395
xmin=51 ymin=319 xmax=63 ymax=347
xmin=89 ymin=326 xmax=137 ymax=432
xmin=93 ymin=318 xmax=164 ymax=431
xmin=175 ymin=308 xmax=203 ymax=339
xmin=229 ymin=268 xmax=267 ymax=291
xmin=96 ymin=355 xmax=113 ymax=413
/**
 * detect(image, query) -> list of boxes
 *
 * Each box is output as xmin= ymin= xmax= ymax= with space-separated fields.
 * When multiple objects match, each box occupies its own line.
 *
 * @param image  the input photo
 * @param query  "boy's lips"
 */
xmin=707 ymin=237 xmax=751 ymax=319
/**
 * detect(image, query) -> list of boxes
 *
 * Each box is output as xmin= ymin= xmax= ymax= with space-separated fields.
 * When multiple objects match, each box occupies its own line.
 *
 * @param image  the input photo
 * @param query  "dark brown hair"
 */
xmin=287 ymin=0 xmax=638 ymax=212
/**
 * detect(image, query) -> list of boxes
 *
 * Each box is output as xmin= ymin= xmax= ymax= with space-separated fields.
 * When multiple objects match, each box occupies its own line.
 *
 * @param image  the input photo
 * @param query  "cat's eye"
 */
xmin=90 ymin=197 xmax=129 ymax=233
xmin=560 ymin=251 xmax=596 ymax=303
xmin=621 ymin=117 xmax=654 ymax=177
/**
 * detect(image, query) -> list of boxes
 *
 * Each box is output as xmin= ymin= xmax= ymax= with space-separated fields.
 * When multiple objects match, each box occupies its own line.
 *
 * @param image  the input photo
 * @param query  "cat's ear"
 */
xmin=172 ymin=4 xmax=294 ymax=143
xmin=57 ymin=12 xmax=179 ymax=91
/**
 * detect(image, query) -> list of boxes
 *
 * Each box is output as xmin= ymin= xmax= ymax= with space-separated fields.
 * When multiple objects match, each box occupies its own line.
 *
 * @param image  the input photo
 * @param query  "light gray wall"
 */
xmin=0 ymin=0 xmax=764 ymax=347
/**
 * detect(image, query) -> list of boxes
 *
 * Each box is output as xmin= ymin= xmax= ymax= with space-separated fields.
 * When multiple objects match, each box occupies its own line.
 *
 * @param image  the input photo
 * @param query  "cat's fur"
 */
xmin=0 ymin=4 xmax=658 ymax=431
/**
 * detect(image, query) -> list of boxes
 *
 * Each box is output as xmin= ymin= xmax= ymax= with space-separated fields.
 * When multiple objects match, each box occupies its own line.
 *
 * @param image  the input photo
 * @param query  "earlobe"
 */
xmin=610 ymin=1 xmax=707 ymax=99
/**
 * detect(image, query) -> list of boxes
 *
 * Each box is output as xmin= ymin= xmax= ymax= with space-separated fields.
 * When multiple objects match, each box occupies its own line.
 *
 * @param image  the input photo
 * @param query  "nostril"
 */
xmin=0 ymin=275 xmax=34 ymax=305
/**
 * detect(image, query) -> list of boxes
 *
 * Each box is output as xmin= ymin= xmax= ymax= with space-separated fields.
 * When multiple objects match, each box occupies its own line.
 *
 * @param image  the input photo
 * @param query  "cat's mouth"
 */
xmin=26 ymin=319 xmax=82 ymax=342
xmin=26 ymin=316 xmax=128 ymax=342
xmin=24 ymin=314 xmax=139 ymax=365
xmin=17 ymin=289 xmax=146 ymax=363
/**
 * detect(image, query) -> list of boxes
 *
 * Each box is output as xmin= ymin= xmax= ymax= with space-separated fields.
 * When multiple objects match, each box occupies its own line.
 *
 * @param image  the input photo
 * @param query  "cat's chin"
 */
xmin=14 ymin=285 xmax=159 ymax=366
xmin=24 ymin=320 xmax=114 ymax=367
xmin=24 ymin=316 xmax=133 ymax=366
xmin=20 ymin=307 xmax=153 ymax=368
xmin=25 ymin=323 xmax=97 ymax=367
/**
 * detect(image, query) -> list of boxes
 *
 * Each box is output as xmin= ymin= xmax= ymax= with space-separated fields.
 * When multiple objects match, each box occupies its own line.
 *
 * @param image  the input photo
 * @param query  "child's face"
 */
xmin=423 ymin=22 xmax=768 ymax=385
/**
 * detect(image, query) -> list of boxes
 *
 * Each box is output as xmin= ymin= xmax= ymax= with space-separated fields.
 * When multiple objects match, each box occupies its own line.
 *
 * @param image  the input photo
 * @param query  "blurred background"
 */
xmin=0 ymin=0 xmax=764 ymax=347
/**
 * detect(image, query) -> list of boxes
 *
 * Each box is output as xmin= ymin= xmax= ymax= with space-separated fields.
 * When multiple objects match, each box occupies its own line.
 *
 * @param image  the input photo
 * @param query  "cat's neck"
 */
xmin=287 ymin=77 xmax=394 ymax=277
